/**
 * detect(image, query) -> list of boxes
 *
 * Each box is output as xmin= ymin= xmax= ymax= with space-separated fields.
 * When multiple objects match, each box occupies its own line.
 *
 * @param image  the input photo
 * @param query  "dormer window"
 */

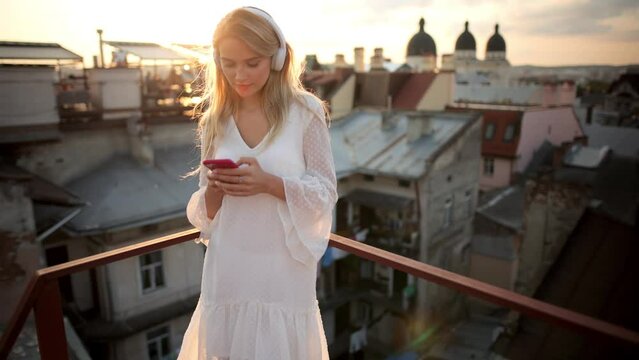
xmin=484 ymin=123 xmax=495 ymax=140
xmin=504 ymin=124 xmax=516 ymax=142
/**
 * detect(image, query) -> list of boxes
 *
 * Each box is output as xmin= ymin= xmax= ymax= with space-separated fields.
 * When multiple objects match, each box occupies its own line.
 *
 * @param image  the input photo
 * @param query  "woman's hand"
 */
xmin=211 ymin=157 xmax=281 ymax=197
xmin=205 ymin=169 xmax=225 ymax=194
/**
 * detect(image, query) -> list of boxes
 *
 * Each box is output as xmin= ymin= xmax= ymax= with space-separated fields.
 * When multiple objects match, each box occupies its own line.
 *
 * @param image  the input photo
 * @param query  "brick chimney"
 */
xmin=334 ymin=54 xmax=348 ymax=68
xmin=354 ymin=47 xmax=365 ymax=72
xmin=370 ymin=48 xmax=385 ymax=71
xmin=406 ymin=114 xmax=434 ymax=142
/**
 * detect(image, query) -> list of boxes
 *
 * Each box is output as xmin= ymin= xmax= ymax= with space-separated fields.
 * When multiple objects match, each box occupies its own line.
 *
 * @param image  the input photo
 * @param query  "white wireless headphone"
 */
xmin=214 ymin=6 xmax=287 ymax=71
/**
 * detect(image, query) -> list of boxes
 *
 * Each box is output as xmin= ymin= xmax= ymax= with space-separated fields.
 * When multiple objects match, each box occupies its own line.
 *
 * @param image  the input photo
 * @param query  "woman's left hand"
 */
xmin=211 ymin=157 xmax=276 ymax=197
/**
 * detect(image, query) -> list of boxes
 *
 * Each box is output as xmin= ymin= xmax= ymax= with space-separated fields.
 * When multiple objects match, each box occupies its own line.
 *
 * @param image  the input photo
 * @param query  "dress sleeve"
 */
xmin=186 ymin=142 xmax=215 ymax=246
xmin=277 ymin=110 xmax=338 ymax=267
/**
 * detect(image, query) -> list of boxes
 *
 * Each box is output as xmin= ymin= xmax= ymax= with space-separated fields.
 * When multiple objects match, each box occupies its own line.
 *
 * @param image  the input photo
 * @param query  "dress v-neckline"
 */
xmin=230 ymin=115 xmax=271 ymax=151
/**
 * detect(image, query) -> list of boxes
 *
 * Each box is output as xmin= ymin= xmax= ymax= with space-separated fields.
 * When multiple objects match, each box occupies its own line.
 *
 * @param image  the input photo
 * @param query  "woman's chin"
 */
xmin=235 ymin=88 xmax=262 ymax=99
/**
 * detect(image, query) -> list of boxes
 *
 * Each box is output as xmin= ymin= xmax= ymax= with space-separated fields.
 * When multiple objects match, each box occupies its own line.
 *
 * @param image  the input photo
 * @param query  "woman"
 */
xmin=179 ymin=6 xmax=337 ymax=360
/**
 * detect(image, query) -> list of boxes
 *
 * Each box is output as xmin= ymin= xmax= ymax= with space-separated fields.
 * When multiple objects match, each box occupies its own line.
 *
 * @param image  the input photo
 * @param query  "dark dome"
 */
xmin=407 ymin=18 xmax=437 ymax=57
xmin=487 ymin=24 xmax=506 ymax=52
xmin=455 ymin=21 xmax=476 ymax=51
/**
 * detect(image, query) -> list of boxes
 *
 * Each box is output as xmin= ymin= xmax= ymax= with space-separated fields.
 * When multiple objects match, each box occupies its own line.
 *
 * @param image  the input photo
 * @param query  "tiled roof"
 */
xmin=303 ymin=68 xmax=354 ymax=101
xmin=480 ymin=110 xmax=523 ymax=158
xmin=354 ymin=72 xmax=412 ymax=108
xmin=448 ymin=106 xmax=522 ymax=158
xmin=392 ymin=72 xmax=437 ymax=110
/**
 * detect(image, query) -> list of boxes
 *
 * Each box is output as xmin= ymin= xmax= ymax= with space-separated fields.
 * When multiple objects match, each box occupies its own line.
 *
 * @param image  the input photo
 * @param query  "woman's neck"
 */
xmin=238 ymin=93 xmax=262 ymax=112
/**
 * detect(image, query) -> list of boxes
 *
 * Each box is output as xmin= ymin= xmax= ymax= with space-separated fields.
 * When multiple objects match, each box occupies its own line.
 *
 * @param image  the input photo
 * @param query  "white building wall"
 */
xmin=112 ymin=313 xmax=192 ymax=360
xmin=106 ymin=235 xmax=203 ymax=321
xmin=515 ymin=107 xmax=584 ymax=173
xmin=86 ymin=68 xmax=141 ymax=120
xmin=330 ymin=74 xmax=356 ymax=119
xmin=406 ymin=55 xmax=436 ymax=73
xmin=416 ymin=72 xmax=454 ymax=111
xmin=0 ymin=67 xmax=60 ymax=127
xmin=455 ymin=83 xmax=539 ymax=105
xmin=416 ymin=117 xmax=481 ymax=323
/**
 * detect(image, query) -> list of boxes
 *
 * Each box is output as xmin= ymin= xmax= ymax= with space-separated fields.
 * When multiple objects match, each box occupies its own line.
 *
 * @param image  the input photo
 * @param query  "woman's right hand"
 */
xmin=206 ymin=169 xmax=225 ymax=194
xmin=204 ymin=169 xmax=225 ymax=220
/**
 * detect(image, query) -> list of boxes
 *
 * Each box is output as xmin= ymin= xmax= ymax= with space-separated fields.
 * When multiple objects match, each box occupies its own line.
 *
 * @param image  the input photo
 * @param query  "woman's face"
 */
xmin=218 ymin=37 xmax=271 ymax=100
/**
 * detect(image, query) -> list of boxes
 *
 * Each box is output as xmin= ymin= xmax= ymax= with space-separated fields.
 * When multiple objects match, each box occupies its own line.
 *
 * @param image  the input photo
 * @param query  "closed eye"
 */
xmin=221 ymin=60 xmax=235 ymax=68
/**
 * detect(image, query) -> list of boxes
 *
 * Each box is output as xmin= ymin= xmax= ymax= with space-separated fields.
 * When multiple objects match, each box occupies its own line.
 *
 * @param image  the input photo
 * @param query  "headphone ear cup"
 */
xmin=272 ymin=47 xmax=286 ymax=71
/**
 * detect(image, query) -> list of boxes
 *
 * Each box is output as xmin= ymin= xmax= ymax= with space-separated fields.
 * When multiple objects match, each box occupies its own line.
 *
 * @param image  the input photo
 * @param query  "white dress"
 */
xmin=178 ymin=94 xmax=337 ymax=360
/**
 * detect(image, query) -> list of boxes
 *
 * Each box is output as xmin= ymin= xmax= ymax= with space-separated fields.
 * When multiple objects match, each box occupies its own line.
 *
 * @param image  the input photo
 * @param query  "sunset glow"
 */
xmin=1 ymin=0 xmax=638 ymax=67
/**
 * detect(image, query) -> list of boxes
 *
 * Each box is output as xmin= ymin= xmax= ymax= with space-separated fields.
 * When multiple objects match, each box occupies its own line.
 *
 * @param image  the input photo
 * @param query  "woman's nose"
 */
xmin=234 ymin=67 xmax=248 ymax=80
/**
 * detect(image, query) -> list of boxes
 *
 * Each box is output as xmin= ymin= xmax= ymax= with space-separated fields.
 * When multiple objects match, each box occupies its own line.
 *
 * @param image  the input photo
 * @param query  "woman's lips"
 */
xmin=236 ymin=84 xmax=251 ymax=92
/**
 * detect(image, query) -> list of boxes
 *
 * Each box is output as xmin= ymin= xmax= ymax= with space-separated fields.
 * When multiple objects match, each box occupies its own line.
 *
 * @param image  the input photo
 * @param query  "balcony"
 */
xmin=1 ymin=230 xmax=638 ymax=359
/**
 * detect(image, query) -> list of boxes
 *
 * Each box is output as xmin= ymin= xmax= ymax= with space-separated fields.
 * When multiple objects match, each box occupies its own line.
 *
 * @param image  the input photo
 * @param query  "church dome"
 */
xmin=407 ymin=18 xmax=437 ymax=57
xmin=487 ymin=24 xmax=506 ymax=52
xmin=455 ymin=21 xmax=476 ymax=51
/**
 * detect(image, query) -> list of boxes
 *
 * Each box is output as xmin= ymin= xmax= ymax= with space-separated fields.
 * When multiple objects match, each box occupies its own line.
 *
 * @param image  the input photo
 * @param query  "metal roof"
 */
xmin=104 ymin=41 xmax=193 ymax=61
xmin=563 ymin=144 xmax=610 ymax=169
xmin=476 ymin=186 xmax=524 ymax=231
xmin=330 ymin=110 xmax=477 ymax=180
xmin=62 ymin=144 xmax=200 ymax=234
xmin=0 ymin=41 xmax=82 ymax=61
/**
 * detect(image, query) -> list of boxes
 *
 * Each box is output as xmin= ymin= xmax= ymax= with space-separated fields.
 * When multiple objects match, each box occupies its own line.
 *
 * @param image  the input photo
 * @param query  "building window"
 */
xmin=363 ymin=174 xmax=375 ymax=182
xmin=504 ymin=124 xmax=516 ymax=142
xmin=483 ymin=157 xmax=495 ymax=176
xmin=140 ymin=251 xmax=165 ymax=293
xmin=443 ymin=197 xmax=453 ymax=228
xmin=484 ymin=123 xmax=495 ymax=140
xmin=146 ymin=325 xmax=171 ymax=360
xmin=398 ymin=179 xmax=411 ymax=188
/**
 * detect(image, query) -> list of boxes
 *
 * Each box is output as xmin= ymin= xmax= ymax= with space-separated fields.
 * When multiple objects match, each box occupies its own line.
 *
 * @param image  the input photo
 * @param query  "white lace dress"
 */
xmin=178 ymin=95 xmax=337 ymax=360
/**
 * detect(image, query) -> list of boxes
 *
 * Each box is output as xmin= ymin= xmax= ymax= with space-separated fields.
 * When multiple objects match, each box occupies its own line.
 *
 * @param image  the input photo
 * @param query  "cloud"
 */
xmin=508 ymin=0 xmax=639 ymax=36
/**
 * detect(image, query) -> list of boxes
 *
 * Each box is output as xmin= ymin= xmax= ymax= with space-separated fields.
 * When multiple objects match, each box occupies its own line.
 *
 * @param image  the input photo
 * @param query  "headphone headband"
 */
xmin=214 ymin=7 xmax=287 ymax=71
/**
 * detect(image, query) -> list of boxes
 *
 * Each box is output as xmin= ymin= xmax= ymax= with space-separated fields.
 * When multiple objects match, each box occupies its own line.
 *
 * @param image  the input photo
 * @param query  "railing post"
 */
xmin=34 ymin=279 xmax=68 ymax=360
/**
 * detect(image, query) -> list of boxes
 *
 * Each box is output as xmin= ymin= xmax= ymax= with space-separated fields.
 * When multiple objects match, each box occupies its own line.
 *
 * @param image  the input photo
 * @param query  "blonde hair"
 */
xmin=187 ymin=8 xmax=327 ymax=180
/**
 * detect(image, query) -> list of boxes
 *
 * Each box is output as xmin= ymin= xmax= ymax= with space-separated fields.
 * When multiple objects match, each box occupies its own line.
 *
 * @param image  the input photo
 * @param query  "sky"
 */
xmin=1 ymin=0 xmax=638 ymax=68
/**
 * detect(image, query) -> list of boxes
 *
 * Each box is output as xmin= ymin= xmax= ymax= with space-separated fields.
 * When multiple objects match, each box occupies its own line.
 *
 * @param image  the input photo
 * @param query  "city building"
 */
xmin=0 ymin=40 xmax=203 ymax=360
xmin=319 ymin=108 xmax=482 ymax=356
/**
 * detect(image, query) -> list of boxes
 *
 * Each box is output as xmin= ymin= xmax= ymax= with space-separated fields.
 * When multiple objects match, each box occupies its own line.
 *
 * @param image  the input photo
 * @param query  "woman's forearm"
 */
xmin=204 ymin=187 xmax=225 ymax=220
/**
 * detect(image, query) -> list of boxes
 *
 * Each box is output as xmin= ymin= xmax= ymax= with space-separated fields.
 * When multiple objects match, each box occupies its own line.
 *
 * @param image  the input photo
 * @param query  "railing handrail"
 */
xmin=1 ymin=230 xmax=638 ymax=359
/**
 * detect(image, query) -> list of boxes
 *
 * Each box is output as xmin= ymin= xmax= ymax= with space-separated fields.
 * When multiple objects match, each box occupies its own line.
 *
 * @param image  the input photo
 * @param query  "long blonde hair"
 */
xmin=188 ymin=8 xmax=326 ymax=179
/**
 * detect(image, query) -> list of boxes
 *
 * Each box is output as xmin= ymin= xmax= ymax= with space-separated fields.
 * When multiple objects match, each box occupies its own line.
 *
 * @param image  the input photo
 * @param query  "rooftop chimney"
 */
xmin=354 ymin=47 xmax=365 ymax=72
xmin=97 ymin=29 xmax=104 ymax=68
xmin=334 ymin=54 xmax=348 ymax=68
xmin=370 ymin=48 xmax=385 ymax=71
xmin=406 ymin=114 xmax=434 ymax=142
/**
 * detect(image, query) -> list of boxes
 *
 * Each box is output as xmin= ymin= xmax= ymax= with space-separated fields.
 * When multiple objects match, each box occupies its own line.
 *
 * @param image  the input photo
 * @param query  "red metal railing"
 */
xmin=1 ymin=229 xmax=638 ymax=359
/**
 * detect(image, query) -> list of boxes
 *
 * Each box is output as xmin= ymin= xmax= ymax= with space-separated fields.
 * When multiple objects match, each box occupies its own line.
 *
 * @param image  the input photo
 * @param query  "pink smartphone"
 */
xmin=203 ymin=159 xmax=239 ymax=169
